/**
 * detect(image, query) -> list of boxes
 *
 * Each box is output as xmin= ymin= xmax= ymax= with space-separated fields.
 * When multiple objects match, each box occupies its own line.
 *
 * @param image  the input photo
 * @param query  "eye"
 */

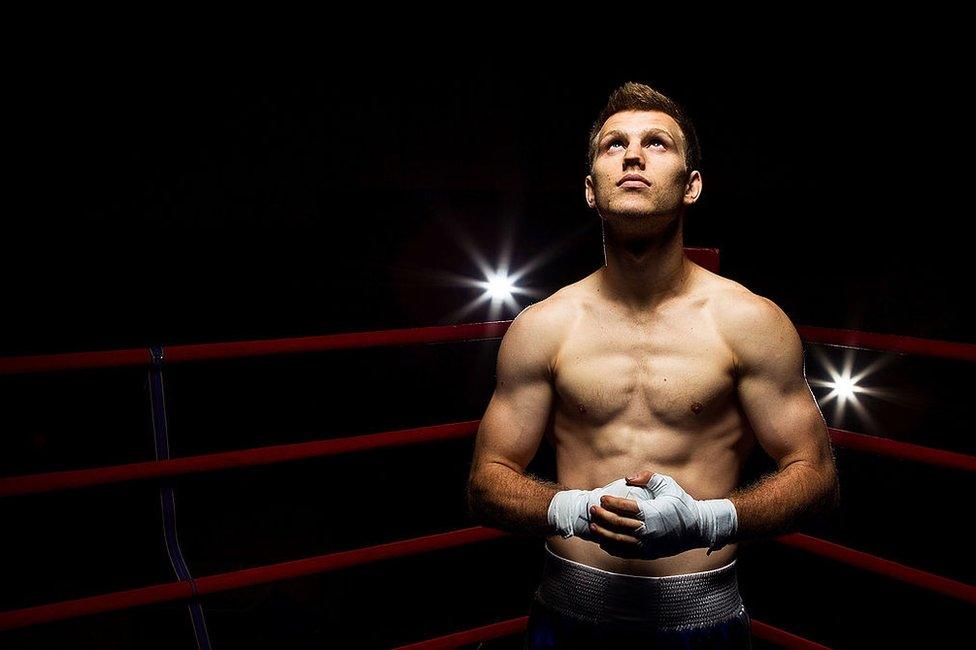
xmin=606 ymin=138 xmax=665 ymax=151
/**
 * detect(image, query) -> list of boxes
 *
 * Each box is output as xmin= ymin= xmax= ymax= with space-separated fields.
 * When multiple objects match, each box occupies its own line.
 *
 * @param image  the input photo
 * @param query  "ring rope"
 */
xmin=0 ymin=423 xmax=970 ymax=498
xmin=1 ymin=522 xmax=972 ymax=633
xmin=0 ymin=321 xmax=972 ymax=376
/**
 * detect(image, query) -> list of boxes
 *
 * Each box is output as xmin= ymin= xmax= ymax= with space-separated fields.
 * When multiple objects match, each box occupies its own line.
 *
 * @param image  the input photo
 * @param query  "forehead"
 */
xmin=597 ymin=110 xmax=684 ymax=147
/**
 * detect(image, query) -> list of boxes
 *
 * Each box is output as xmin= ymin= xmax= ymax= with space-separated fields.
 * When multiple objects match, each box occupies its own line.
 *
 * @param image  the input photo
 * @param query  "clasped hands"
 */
xmin=547 ymin=471 xmax=738 ymax=560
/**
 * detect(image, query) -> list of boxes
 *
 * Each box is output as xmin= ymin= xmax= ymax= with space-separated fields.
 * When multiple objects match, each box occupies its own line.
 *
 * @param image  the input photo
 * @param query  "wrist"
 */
xmin=700 ymin=498 xmax=738 ymax=554
xmin=547 ymin=489 xmax=589 ymax=539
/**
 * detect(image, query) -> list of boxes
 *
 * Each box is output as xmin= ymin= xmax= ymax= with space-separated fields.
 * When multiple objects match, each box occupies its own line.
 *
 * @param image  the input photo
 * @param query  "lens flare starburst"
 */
xmin=807 ymin=346 xmax=901 ymax=434
xmin=417 ymin=215 xmax=595 ymax=322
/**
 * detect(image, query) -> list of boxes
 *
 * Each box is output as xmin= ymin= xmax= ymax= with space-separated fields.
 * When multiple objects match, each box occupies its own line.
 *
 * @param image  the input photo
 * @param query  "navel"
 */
xmin=690 ymin=401 xmax=704 ymax=414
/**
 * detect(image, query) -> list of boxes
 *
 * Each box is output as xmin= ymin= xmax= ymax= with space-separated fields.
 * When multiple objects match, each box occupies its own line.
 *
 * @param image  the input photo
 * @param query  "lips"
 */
xmin=617 ymin=174 xmax=650 ymax=186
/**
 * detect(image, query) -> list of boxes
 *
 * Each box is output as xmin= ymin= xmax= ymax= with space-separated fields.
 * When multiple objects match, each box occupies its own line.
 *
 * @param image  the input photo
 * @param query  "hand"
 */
xmin=547 ymin=478 xmax=649 ymax=541
xmin=588 ymin=471 xmax=738 ymax=560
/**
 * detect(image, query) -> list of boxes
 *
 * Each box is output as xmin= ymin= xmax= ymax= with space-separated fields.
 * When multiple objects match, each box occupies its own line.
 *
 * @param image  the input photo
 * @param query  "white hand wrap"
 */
xmin=627 ymin=473 xmax=738 ymax=558
xmin=547 ymin=478 xmax=648 ymax=540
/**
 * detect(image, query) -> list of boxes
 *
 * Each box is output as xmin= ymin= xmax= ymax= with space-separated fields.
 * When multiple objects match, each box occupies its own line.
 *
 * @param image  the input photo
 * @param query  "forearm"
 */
xmin=729 ymin=461 xmax=840 ymax=543
xmin=466 ymin=462 xmax=566 ymax=537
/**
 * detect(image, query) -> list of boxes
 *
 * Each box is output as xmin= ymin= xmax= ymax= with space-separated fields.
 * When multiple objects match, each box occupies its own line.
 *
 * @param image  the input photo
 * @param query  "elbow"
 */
xmin=829 ymin=472 xmax=841 ymax=510
xmin=821 ymin=465 xmax=841 ymax=513
xmin=794 ymin=459 xmax=840 ymax=517
xmin=466 ymin=461 xmax=501 ymax=520
xmin=465 ymin=474 xmax=485 ymax=522
xmin=799 ymin=455 xmax=840 ymax=513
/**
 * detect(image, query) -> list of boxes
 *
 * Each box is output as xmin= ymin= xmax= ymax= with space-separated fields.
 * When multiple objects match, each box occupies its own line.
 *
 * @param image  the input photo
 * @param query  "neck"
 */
xmin=598 ymin=214 xmax=692 ymax=313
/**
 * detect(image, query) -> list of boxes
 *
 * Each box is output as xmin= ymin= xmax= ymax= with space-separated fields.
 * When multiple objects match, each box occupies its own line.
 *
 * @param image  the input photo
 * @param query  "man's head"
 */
xmin=584 ymin=82 xmax=702 ymax=225
xmin=586 ymin=82 xmax=701 ymax=179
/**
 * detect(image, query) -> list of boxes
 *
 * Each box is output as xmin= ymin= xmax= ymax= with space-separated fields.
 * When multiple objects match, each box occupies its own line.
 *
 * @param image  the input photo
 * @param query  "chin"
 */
xmin=602 ymin=202 xmax=662 ymax=219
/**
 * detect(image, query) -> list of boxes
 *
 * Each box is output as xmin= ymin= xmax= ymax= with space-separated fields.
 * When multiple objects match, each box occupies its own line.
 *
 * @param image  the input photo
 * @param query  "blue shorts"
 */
xmin=524 ymin=543 xmax=753 ymax=649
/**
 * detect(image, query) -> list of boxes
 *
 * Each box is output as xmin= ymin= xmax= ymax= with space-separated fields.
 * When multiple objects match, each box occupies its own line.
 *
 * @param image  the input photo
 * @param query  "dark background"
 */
xmin=1 ymin=40 xmax=972 ymax=649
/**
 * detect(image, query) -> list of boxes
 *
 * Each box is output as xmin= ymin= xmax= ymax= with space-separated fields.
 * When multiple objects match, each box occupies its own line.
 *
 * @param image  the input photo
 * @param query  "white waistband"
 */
xmin=544 ymin=541 xmax=736 ymax=581
xmin=536 ymin=541 xmax=745 ymax=630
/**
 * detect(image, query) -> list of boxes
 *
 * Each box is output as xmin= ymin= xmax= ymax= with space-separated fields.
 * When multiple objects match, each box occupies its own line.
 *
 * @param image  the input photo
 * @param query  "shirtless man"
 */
xmin=466 ymin=82 xmax=840 ymax=649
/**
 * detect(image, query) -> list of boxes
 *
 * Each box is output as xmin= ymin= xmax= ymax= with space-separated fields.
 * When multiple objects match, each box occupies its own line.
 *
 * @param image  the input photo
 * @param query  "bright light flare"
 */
xmin=827 ymin=373 xmax=861 ymax=401
xmin=808 ymin=346 xmax=903 ymax=434
xmin=484 ymin=272 xmax=516 ymax=300
xmin=420 ymin=214 xmax=594 ymax=322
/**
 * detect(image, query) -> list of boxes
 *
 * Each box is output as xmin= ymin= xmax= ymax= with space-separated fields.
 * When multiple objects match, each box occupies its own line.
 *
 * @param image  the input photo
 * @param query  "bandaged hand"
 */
xmin=547 ymin=478 xmax=649 ymax=541
xmin=588 ymin=471 xmax=738 ymax=559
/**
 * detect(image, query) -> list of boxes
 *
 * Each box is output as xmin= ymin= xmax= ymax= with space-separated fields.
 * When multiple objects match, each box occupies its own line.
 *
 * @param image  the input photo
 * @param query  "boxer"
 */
xmin=467 ymin=81 xmax=839 ymax=649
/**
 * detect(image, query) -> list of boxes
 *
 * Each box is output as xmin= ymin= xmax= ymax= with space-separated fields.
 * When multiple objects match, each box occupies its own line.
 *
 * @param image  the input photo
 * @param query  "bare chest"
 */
xmin=552 ymin=306 xmax=736 ymax=431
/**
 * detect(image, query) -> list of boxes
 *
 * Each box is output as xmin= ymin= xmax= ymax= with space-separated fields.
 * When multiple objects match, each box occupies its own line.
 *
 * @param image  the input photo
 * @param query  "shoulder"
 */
xmin=499 ymin=285 xmax=579 ymax=377
xmin=701 ymin=274 xmax=802 ymax=377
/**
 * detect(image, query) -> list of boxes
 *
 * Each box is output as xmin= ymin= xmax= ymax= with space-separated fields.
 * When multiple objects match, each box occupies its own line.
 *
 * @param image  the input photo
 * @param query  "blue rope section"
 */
xmin=149 ymin=346 xmax=212 ymax=650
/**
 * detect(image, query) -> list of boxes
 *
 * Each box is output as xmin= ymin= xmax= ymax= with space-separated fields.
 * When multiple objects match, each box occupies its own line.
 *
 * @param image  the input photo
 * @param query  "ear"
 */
xmin=683 ymin=170 xmax=702 ymax=206
xmin=585 ymin=174 xmax=596 ymax=209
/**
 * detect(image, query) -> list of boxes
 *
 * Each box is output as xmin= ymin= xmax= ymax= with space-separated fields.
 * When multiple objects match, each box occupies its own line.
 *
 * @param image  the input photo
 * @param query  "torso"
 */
xmin=543 ymin=262 xmax=758 ymax=576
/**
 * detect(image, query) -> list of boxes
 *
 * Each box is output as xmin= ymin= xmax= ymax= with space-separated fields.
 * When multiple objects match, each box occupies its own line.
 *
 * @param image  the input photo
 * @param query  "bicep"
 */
xmin=733 ymin=298 xmax=832 ymax=470
xmin=470 ymin=305 xmax=556 ymax=476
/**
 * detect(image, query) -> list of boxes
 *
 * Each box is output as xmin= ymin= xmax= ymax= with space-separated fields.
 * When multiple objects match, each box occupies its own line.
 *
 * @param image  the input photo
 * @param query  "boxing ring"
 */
xmin=0 ymin=249 xmax=973 ymax=649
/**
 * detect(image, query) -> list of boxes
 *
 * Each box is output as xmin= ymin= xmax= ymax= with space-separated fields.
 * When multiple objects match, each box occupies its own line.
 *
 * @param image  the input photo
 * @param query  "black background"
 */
xmin=1 ymin=34 xmax=972 ymax=649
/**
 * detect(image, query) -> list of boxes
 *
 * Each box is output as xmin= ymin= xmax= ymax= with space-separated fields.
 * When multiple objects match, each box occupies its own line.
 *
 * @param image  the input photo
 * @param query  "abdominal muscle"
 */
xmin=546 ymin=425 xmax=744 ymax=577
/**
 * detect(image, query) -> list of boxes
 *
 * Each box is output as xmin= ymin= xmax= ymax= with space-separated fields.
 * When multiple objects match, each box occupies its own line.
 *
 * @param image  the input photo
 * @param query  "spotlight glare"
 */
xmin=810 ymin=346 xmax=901 ymax=437
xmin=433 ymin=217 xmax=556 ymax=322
xmin=832 ymin=375 xmax=857 ymax=400
xmin=486 ymin=272 xmax=515 ymax=300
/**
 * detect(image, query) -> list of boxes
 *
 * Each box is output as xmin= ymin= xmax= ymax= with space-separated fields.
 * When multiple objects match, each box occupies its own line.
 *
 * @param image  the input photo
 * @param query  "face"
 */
xmin=585 ymin=110 xmax=701 ymax=225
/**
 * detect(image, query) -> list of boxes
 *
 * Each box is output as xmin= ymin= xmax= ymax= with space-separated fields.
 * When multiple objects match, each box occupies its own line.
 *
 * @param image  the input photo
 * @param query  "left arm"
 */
xmin=724 ymin=294 xmax=840 ymax=543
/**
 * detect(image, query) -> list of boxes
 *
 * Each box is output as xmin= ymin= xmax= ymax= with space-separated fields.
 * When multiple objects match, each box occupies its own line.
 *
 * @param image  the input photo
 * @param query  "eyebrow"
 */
xmin=600 ymin=128 xmax=677 ymax=145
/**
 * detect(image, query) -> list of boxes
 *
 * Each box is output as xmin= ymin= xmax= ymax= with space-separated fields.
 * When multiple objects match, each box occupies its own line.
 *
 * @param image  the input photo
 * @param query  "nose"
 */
xmin=623 ymin=141 xmax=646 ymax=169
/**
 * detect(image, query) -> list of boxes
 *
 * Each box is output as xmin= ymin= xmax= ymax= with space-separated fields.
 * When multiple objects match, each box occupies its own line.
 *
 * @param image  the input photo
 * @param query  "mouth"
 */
xmin=617 ymin=175 xmax=651 ymax=187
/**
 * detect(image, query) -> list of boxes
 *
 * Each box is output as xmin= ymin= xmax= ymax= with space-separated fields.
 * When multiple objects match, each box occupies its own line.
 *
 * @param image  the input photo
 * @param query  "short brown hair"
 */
xmin=586 ymin=81 xmax=701 ymax=177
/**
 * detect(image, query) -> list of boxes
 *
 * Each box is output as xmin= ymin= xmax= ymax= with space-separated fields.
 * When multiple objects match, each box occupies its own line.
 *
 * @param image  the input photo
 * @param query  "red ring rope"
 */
xmin=0 ymin=321 xmax=972 ymax=376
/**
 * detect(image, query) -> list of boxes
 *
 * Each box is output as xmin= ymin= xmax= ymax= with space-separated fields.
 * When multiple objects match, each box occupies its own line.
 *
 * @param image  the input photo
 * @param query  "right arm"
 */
xmin=465 ymin=301 xmax=566 ymax=538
